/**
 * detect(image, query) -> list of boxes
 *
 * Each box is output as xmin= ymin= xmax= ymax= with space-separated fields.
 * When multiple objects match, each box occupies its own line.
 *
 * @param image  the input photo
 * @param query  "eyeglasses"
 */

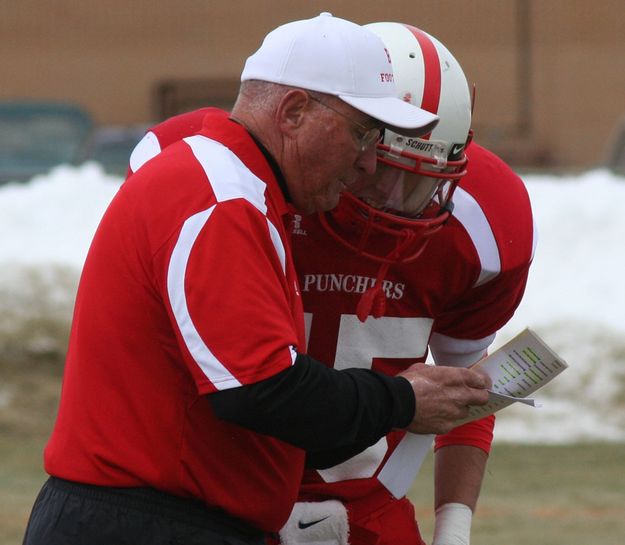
xmin=308 ymin=94 xmax=383 ymax=153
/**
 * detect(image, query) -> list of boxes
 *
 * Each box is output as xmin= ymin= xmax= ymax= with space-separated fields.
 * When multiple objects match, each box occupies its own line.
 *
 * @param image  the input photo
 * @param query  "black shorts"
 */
xmin=22 ymin=477 xmax=266 ymax=545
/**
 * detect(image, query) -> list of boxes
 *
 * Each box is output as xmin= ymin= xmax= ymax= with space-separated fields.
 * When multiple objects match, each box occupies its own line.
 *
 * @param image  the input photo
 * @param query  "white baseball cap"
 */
xmin=241 ymin=12 xmax=439 ymax=137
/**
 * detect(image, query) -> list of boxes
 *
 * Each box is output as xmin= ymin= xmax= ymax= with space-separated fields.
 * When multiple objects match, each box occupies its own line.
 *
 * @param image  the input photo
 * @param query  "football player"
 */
xmin=128 ymin=22 xmax=535 ymax=545
xmin=286 ymin=22 xmax=535 ymax=545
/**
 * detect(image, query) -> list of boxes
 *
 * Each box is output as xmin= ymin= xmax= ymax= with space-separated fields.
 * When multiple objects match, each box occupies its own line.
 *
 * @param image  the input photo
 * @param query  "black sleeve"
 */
xmin=208 ymin=353 xmax=415 ymax=467
xmin=305 ymin=441 xmax=381 ymax=470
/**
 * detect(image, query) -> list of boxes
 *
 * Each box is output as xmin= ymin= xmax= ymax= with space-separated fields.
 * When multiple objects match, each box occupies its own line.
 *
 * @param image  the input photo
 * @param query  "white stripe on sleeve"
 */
xmin=429 ymin=331 xmax=495 ymax=367
xmin=129 ymin=131 xmax=161 ymax=173
xmin=184 ymin=135 xmax=267 ymax=211
xmin=168 ymin=135 xmax=294 ymax=388
xmin=452 ymin=187 xmax=501 ymax=287
xmin=167 ymin=205 xmax=242 ymax=390
xmin=185 ymin=134 xmax=288 ymax=273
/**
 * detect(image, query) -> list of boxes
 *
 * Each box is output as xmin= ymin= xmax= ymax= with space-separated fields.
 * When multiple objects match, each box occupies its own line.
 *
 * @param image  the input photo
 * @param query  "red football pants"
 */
xmin=348 ymin=496 xmax=426 ymax=545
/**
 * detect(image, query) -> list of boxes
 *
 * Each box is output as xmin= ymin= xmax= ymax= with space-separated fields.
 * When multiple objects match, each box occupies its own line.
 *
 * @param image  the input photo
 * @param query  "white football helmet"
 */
xmin=320 ymin=22 xmax=473 ymax=264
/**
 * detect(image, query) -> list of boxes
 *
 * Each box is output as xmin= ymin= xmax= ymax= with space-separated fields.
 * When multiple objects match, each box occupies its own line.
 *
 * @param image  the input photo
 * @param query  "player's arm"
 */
xmin=435 ymin=443 xmax=489 ymax=510
xmin=429 ymin=336 xmax=495 ymax=545
xmin=431 ymin=355 xmax=494 ymax=514
xmin=429 ymin=258 xmax=533 ymax=543
xmin=431 ymin=440 xmax=490 ymax=545
xmin=429 ymin=151 xmax=535 ymax=544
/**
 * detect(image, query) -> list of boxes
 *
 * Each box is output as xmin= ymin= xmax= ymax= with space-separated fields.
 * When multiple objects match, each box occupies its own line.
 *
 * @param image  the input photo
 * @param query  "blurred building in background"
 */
xmin=2 ymin=0 xmax=625 ymax=172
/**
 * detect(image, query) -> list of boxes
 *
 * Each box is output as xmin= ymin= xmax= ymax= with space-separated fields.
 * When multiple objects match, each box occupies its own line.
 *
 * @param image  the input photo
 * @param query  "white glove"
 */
xmin=431 ymin=503 xmax=472 ymax=545
xmin=279 ymin=500 xmax=349 ymax=545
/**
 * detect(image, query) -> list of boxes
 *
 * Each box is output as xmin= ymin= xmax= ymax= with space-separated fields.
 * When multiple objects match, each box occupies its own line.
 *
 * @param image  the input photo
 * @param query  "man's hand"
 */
xmin=398 ymin=363 xmax=491 ymax=434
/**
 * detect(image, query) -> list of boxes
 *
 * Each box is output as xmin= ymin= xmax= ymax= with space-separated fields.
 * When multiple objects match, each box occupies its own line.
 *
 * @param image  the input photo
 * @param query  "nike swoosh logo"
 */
xmin=298 ymin=516 xmax=330 ymax=529
xmin=450 ymin=143 xmax=465 ymax=157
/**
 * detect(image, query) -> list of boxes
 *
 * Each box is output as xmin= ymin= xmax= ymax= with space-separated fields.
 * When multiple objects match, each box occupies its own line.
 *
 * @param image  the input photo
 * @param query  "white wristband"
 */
xmin=432 ymin=502 xmax=472 ymax=545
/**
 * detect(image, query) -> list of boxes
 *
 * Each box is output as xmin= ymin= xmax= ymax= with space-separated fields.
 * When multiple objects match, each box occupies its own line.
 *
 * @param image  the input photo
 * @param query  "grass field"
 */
xmin=2 ymin=355 xmax=625 ymax=545
xmin=408 ymin=442 xmax=625 ymax=545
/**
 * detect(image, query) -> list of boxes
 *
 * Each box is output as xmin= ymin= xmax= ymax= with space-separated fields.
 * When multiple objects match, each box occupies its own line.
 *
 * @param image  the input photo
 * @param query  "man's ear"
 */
xmin=276 ymin=89 xmax=310 ymax=136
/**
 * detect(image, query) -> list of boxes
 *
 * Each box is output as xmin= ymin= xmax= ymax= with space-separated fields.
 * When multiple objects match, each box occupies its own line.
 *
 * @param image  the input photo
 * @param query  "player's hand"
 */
xmin=398 ymin=363 xmax=491 ymax=434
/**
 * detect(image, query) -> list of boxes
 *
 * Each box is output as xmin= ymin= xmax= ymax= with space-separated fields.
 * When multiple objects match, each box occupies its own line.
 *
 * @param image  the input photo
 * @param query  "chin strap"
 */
xmin=356 ymin=262 xmax=391 ymax=322
xmin=356 ymin=228 xmax=425 ymax=322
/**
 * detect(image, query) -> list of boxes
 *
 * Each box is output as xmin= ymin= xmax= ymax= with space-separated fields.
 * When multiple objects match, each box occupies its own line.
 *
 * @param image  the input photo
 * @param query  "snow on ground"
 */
xmin=1 ymin=163 xmax=624 ymax=443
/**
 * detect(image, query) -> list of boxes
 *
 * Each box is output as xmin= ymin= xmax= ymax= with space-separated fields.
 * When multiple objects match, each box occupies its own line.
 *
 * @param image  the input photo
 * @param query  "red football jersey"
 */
xmin=45 ymin=110 xmax=306 ymax=532
xmin=125 ymin=109 xmax=535 ymax=504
